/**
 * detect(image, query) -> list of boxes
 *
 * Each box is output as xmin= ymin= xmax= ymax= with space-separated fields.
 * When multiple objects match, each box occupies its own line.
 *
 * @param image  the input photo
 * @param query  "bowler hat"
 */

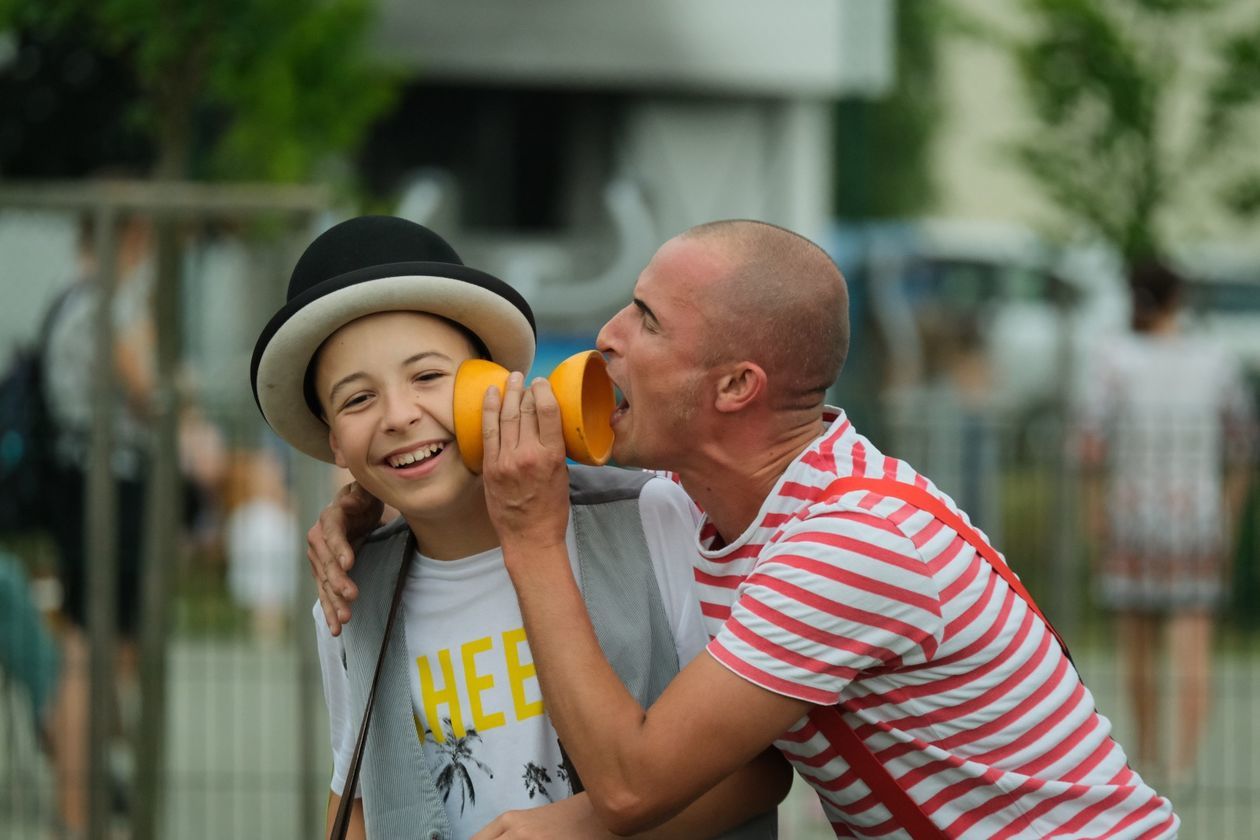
xmin=251 ymin=215 xmax=536 ymax=463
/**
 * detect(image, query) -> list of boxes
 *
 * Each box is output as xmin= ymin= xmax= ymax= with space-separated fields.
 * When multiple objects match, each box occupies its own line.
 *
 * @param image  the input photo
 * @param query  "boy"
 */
xmin=250 ymin=216 xmax=788 ymax=839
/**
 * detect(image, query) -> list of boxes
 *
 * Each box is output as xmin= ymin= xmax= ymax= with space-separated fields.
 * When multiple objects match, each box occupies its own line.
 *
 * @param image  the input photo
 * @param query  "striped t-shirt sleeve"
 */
xmin=707 ymin=508 xmax=946 ymax=706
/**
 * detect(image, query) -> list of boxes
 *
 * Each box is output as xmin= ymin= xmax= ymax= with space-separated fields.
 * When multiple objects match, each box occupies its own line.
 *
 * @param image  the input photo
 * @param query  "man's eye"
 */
xmin=342 ymin=393 xmax=370 ymax=410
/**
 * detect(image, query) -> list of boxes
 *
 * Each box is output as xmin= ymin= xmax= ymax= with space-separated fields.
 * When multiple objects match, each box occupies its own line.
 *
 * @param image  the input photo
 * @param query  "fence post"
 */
xmin=133 ymin=211 xmax=184 ymax=840
xmin=86 ymin=204 xmax=120 ymax=840
xmin=1048 ymin=270 xmax=1079 ymax=642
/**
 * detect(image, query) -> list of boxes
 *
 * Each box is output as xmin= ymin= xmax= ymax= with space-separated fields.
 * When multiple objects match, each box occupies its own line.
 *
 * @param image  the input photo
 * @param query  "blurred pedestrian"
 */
xmin=41 ymin=210 xmax=155 ymax=836
xmin=222 ymin=447 xmax=298 ymax=642
xmin=1079 ymin=261 xmax=1255 ymax=785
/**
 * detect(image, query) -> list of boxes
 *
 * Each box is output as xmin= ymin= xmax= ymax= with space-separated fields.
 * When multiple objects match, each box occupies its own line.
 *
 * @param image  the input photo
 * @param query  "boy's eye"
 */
xmin=341 ymin=393 xmax=370 ymax=411
xmin=413 ymin=370 xmax=447 ymax=384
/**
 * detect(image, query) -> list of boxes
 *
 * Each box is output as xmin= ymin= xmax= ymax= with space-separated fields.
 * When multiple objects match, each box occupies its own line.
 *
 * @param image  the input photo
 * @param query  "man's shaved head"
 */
xmin=681 ymin=220 xmax=849 ymax=410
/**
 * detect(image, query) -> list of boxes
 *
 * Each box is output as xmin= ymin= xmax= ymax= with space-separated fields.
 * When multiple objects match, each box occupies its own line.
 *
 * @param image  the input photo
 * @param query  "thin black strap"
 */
xmin=329 ymin=537 xmax=415 ymax=840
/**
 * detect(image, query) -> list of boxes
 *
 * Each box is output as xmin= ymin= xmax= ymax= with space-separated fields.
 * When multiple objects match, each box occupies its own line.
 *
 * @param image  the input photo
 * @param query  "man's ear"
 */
xmin=714 ymin=362 xmax=766 ymax=413
xmin=328 ymin=428 xmax=348 ymax=469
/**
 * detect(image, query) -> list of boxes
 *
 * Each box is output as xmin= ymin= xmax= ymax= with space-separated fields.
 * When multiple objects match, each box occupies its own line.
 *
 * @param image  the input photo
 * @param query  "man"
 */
xmin=312 ymin=220 xmax=1178 ymax=838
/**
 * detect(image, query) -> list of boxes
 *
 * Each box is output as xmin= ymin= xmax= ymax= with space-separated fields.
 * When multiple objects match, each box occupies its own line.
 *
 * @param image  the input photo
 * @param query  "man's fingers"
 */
xmin=530 ymin=378 xmax=564 ymax=453
xmin=336 ymin=480 xmax=369 ymax=507
xmin=325 ymin=558 xmax=359 ymax=602
xmin=482 ymin=382 xmax=503 ymax=465
xmin=518 ymin=388 xmax=539 ymax=446
xmin=308 ymin=543 xmax=348 ymax=635
xmin=318 ymin=594 xmax=343 ymax=637
xmin=497 ymin=371 xmax=526 ymax=453
xmin=469 ymin=814 xmax=512 ymax=839
xmin=319 ymin=491 xmax=369 ymax=574
xmin=307 ymin=542 xmax=343 ymax=635
xmin=317 ymin=515 xmax=357 ymax=573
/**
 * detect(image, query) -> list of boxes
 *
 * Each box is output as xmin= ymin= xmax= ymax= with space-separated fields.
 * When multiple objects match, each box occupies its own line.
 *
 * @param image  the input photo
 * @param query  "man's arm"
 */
xmin=474 ymin=750 xmax=792 ymax=839
xmin=481 ymin=376 xmax=811 ymax=834
xmin=511 ymin=553 xmax=808 ymax=833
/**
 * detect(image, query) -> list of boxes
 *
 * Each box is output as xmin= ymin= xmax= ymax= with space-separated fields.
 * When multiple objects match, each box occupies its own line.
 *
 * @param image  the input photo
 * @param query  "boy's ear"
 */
xmin=714 ymin=362 xmax=766 ymax=413
xmin=328 ymin=428 xmax=348 ymax=469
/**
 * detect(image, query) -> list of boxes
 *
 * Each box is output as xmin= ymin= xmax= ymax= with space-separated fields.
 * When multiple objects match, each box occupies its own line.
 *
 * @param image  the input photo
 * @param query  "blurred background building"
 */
xmin=0 ymin=0 xmax=1258 ymax=837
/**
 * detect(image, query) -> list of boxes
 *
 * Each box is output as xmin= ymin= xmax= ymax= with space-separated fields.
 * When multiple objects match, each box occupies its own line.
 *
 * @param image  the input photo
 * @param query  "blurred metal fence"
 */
xmin=875 ymin=407 xmax=1260 ymax=840
xmin=0 ymin=180 xmax=334 ymax=840
xmin=0 ymin=185 xmax=1256 ymax=838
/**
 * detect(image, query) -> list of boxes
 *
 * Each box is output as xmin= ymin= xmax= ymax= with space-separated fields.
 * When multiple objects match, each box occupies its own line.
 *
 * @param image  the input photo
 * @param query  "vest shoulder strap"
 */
xmin=343 ymin=525 xmax=451 ymax=839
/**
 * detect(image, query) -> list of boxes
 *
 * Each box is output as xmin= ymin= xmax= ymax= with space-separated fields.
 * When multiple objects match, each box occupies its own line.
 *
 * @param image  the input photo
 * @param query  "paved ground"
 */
xmin=2 ymin=640 xmax=1257 ymax=838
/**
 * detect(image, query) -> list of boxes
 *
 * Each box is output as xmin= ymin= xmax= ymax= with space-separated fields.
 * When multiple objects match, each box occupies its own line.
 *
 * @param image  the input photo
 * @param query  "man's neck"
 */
xmin=678 ymin=411 xmax=826 ymax=545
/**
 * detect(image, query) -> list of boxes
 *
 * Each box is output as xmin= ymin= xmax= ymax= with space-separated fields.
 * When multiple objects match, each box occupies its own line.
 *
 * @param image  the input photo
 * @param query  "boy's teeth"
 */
xmin=389 ymin=443 xmax=443 ymax=468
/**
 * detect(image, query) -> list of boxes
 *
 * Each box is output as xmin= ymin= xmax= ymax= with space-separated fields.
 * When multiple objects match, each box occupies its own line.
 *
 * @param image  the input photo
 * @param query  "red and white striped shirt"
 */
xmin=692 ymin=410 xmax=1177 ymax=839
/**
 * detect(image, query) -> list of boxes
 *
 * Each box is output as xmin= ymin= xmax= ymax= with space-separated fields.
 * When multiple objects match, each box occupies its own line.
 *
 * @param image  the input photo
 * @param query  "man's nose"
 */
xmin=595 ymin=308 xmax=625 ymax=354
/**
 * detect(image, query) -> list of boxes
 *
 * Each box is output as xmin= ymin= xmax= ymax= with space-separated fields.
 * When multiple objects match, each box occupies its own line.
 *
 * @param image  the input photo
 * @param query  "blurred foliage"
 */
xmin=0 ymin=0 xmax=398 ymax=183
xmin=1208 ymin=20 xmax=1260 ymax=217
xmin=963 ymin=0 xmax=1260 ymax=268
xmin=0 ymin=24 xmax=153 ymax=177
xmin=833 ymin=1 xmax=942 ymax=219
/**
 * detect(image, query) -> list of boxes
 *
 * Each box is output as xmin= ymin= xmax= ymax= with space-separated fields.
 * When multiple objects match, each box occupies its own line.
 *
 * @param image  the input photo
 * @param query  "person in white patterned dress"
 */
xmin=1078 ymin=261 xmax=1255 ymax=783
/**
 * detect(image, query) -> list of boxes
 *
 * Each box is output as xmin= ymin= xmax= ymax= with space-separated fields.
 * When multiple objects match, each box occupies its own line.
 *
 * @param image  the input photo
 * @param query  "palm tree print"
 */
xmin=425 ymin=718 xmax=495 ymax=815
xmin=521 ymin=762 xmax=554 ymax=802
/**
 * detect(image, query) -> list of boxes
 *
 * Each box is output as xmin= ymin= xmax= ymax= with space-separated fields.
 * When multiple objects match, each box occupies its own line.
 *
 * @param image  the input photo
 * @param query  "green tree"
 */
xmin=833 ymin=1 xmax=943 ymax=219
xmin=0 ymin=0 xmax=396 ymax=181
xmin=994 ymin=0 xmax=1260 ymax=267
xmin=1205 ymin=15 xmax=1260 ymax=217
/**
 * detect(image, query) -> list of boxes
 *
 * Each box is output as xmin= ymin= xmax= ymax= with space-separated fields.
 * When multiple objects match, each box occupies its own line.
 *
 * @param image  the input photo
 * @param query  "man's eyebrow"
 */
xmin=633 ymin=298 xmax=660 ymax=325
xmin=327 ymin=351 xmax=454 ymax=403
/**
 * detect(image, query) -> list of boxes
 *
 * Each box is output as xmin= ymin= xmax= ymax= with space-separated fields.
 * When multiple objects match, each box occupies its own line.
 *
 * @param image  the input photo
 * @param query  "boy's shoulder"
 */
xmin=567 ymin=464 xmax=652 ymax=505
xmin=363 ymin=515 xmax=411 ymax=545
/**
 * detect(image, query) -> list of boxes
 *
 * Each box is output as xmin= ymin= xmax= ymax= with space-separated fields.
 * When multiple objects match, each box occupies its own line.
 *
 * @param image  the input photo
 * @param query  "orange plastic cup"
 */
xmin=452 ymin=350 xmax=616 ymax=473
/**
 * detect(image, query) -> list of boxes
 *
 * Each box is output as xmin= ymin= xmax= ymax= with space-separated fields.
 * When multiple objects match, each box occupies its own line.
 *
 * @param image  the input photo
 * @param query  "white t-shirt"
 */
xmin=314 ymin=476 xmax=706 ymax=838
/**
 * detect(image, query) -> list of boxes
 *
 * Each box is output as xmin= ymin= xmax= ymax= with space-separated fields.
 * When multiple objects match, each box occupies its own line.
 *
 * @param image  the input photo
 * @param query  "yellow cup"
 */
xmin=452 ymin=350 xmax=616 ymax=473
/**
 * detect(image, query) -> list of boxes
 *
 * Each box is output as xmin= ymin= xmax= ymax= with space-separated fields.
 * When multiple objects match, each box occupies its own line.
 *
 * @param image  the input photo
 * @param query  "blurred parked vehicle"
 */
xmin=826 ymin=220 xmax=1128 ymax=433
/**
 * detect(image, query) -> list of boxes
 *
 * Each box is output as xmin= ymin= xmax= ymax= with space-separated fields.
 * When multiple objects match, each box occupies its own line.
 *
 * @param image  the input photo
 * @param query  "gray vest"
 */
xmin=340 ymin=465 xmax=776 ymax=839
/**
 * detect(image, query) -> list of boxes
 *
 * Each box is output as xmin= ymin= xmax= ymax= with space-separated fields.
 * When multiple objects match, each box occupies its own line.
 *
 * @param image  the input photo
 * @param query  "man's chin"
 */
xmin=609 ymin=439 xmax=633 ymax=467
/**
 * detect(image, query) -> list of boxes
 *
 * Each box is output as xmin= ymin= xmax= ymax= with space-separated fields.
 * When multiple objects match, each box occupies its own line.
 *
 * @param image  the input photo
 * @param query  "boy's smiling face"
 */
xmin=315 ymin=310 xmax=483 ymax=522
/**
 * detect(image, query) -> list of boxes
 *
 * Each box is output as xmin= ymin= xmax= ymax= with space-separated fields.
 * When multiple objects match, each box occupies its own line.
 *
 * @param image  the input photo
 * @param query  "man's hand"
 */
xmin=472 ymin=795 xmax=612 ymax=839
xmin=481 ymin=373 xmax=571 ymax=557
xmin=306 ymin=480 xmax=385 ymax=635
